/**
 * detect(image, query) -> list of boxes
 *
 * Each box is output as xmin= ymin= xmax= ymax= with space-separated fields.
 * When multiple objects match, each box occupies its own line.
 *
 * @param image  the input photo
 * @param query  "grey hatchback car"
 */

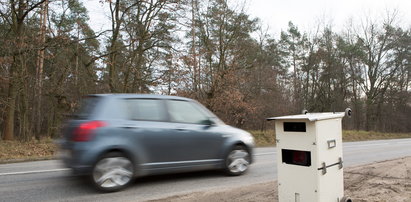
xmin=60 ymin=94 xmax=254 ymax=192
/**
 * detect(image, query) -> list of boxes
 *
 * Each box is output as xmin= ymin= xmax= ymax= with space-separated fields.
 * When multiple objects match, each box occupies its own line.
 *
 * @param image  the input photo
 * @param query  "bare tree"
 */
xmin=1 ymin=0 xmax=46 ymax=140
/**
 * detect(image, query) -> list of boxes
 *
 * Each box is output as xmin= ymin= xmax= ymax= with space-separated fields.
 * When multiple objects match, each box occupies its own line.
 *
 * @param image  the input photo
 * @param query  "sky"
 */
xmin=84 ymin=0 xmax=411 ymax=37
xmin=245 ymin=0 xmax=411 ymax=35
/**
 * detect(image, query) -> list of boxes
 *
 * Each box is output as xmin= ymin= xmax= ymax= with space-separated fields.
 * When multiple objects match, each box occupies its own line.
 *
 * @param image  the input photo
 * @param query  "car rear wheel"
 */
xmin=91 ymin=152 xmax=134 ymax=192
xmin=224 ymin=145 xmax=250 ymax=176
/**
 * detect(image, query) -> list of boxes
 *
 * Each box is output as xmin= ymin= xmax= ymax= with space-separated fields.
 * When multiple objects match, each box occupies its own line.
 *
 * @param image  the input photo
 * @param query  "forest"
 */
xmin=0 ymin=0 xmax=410 ymax=141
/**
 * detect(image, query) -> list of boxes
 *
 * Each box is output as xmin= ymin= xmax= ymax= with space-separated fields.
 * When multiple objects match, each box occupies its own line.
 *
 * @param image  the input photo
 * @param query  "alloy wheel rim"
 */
xmin=227 ymin=149 xmax=249 ymax=173
xmin=93 ymin=157 xmax=133 ymax=188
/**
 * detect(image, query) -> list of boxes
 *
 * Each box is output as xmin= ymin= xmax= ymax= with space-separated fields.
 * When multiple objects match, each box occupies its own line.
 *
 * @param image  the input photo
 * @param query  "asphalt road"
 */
xmin=1 ymin=138 xmax=410 ymax=202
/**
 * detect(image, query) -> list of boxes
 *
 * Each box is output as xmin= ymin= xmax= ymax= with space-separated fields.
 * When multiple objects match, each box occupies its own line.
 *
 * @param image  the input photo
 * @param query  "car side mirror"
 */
xmin=202 ymin=119 xmax=215 ymax=127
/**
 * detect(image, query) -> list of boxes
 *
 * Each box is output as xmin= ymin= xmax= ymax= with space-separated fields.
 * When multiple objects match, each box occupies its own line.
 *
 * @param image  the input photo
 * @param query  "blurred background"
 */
xmin=0 ymin=0 xmax=410 ymax=143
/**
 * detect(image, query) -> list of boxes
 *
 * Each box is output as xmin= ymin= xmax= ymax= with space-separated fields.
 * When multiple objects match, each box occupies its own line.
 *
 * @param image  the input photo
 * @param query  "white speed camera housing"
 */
xmin=267 ymin=110 xmax=352 ymax=202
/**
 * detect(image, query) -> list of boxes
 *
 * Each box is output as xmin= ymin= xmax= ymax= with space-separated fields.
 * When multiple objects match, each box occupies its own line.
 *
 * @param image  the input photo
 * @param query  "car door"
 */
xmin=165 ymin=99 xmax=224 ymax=166
xmin=122 ymin=99 xmax=182 ymax=166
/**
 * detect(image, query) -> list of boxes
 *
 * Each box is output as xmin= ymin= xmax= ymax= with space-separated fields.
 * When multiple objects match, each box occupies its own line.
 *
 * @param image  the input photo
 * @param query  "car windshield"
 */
xmin=192 ymin=100 xmax=225 ymax=125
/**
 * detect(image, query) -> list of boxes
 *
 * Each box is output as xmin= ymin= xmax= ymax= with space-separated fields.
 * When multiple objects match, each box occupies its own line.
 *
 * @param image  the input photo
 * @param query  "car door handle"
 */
xmin=121 ymin=125 xmax=140 ymax=129
xmin=175 ymin=128 xmax=188 ymax=132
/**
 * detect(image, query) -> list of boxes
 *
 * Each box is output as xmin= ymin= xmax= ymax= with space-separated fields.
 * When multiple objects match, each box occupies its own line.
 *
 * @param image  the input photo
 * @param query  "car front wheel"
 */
xmin=91 ymin=152 xmax=134 ymax=192
xmin=224 ymin=146 xmax=250 ymax=176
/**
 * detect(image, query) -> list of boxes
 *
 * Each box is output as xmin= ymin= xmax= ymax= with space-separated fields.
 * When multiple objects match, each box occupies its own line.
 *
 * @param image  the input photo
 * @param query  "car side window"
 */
xmin=126 ymin=99 xmax=166 ymax=121
xmin=167 ymin=100 xmax=209 ymax=124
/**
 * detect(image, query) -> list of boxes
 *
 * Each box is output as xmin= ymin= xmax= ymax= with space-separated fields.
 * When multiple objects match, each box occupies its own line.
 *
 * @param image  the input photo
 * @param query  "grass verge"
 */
xmin=0 ymin=139 xmax=57 ymax=163
xmin=342 ymin=130 xmax=411 ymax=142
xmin=249 ymin=130 xmax=276 ymax=147
xmin=249 ymin=130 xmax=411 ymax=147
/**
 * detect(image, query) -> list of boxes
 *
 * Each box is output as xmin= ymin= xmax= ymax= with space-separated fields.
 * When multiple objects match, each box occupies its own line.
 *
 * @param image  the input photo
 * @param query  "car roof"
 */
xmin=88 ymin=94 xmax=193 ymax=101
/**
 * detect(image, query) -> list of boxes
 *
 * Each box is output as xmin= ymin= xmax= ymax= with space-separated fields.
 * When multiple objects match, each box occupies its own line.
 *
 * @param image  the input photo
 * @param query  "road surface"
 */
xmin=0 ymin=138 xmax=410 ymax=201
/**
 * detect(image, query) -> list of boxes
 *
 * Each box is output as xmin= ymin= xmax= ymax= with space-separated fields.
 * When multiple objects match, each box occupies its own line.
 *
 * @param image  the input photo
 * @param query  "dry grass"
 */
xmin=343 ymin=130 xmax=411 ymax=142
xmin=249 ymin=130 xmax=276 ymax=147
xmin=0 ymin=139 xmax=57 ymax=163
xmin=250 ymin=130 xmax=411 ymax=146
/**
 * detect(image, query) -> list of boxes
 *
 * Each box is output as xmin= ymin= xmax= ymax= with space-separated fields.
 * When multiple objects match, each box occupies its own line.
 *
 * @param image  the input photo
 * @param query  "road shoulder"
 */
xmin=149 ymin=156 xmax=411 ymax=202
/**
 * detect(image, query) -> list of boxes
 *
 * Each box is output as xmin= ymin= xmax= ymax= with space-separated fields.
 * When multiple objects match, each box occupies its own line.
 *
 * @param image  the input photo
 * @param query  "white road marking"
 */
xmin=0 ymin=152 xmax=277 ymax=176
xmin=344 ymin=143 xmax=389 ymax=148
xmin=0 ymin=168 xmax=70 ymax=176
xmin=254 ymin=152 xmax=276 ymax=156
xmin=344 ymin=141 xmax=411 ymax=148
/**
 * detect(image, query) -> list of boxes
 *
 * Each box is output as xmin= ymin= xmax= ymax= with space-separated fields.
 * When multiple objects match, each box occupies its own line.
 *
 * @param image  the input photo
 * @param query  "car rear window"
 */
xmin=75 ymin=96 xmax=101 ymax=119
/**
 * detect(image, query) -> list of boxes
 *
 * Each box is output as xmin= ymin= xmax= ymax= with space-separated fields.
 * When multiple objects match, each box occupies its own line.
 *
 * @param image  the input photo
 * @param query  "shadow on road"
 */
xmin=135 ymin=170 xmax=226 ymax=186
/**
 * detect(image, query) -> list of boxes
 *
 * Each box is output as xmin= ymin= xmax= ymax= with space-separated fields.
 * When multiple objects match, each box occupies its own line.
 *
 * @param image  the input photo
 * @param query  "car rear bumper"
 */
xmin=61 ymin=151 xmax=93 ymax=175
xmin=59 ymin=141 xmax=97 ymax=175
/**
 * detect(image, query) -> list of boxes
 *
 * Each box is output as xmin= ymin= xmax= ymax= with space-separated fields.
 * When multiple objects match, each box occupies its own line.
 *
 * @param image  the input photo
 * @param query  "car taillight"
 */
xmin=72 ymin=121 xmax=107 ymax=142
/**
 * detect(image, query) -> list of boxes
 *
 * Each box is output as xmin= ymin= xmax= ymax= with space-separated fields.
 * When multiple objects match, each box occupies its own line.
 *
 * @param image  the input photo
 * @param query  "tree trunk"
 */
xmin=3 ymin=77 xmax=17 ymax=140
xmin=35 ymin=0 xmax=48 ymax=139
xmin=191 ymin=0 xmax=198 ymax=93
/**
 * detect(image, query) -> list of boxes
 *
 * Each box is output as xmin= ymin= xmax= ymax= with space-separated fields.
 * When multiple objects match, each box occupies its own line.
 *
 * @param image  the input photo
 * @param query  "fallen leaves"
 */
xmin=0 ymin=139 xmax=57 ymax=162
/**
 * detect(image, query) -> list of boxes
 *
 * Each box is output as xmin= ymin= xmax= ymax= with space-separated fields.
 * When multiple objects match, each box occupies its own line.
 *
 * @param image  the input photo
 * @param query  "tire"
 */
xmin=91 ymin=152 xmax=134 ymax=192
xmin=223 ymin=145 xmax=251 ymax=176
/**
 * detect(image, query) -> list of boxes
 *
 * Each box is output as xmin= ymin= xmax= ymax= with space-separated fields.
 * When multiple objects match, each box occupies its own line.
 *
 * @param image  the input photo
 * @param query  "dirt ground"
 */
xmin=150 ymin=157 xmax=411 ymax=202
